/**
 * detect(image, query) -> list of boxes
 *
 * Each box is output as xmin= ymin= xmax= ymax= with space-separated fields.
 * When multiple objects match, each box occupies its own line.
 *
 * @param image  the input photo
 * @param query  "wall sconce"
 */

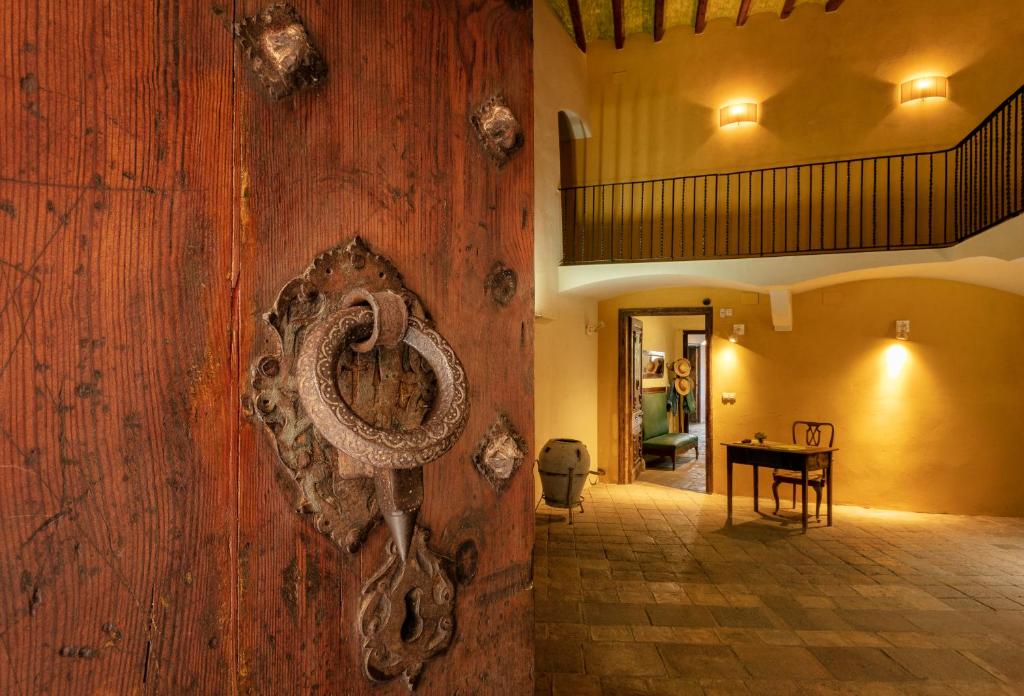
xmin=729 ymin=323 xmax=745 ymax=343
xmin=895 ymin=320 xmax=911 ymax=341
xmin=585 ymin=320 xmax=605 ymax=335
xmin=719 ymin=102 xmax=757 ymax=127
xmin=900 ymin=76 xmax=948 ymax=104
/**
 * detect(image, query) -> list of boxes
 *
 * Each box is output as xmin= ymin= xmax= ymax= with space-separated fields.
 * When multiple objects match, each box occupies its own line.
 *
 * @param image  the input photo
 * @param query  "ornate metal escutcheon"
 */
xmin=247 ymin=237 xmax=469 ymax=690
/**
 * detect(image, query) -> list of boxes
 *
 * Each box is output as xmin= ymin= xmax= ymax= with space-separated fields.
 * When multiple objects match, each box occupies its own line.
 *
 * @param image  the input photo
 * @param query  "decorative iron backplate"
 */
xmin=359 ymin=527 xmax=454 ymax=690
xmin=246 ymin=237 xmax=468 ymax=690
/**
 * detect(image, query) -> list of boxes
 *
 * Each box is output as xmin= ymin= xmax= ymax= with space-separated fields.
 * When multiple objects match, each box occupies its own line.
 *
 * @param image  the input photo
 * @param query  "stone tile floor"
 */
xmin=534 ymin=481 xmax=1024 ymax=695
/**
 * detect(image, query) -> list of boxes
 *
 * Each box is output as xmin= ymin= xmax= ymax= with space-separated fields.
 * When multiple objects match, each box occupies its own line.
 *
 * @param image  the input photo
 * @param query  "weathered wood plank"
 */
xmin=612 ymin=0 xmax=625 ymax=48
xmin=568 ymin=0 xmax=587 ymax=52
xmin=737 ymin=0 xmax=753 ymax=26
xmin=695 ymin=0 xmax=709 ymax=34
xmin=0 ymin=2 xmax=236 ymax=694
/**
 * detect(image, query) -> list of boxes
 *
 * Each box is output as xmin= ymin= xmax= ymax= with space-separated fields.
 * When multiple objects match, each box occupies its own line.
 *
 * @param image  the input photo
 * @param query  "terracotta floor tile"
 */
xmin=551 ymin=674 xmax=601 ymax=696
xmin=883 ymin=647 xmax=998 ymax=682
xmin=536 ymin=598 xmax=582 ymax=624
xmin=657 ymin=644 xmax=748 ymax=679
xmin=645 ymin=677 xmax=704 ymax=696
xmin=709 ymin=606 xmax=778 ymax=629
xmin=835 ymin=608 xmax=919 ymax=632
xmin=591 ymin=625 xmax=634 ymax=642
xmin=598 ymin=676 xmax=652 ymax=696
xmin=731 ymin=644 xmax=831 ymax=679
xmin=809 ymin=646 xmax=914 ymax=681
xmin=536 ymin=639 xmax=584 ymax=675
xmin=583 ymin=642 xmax=666 ymax=677
xmin=641 ymin=600 xmax=713 ymax=624
xmin=583 ymin=602 xmax=651 ymax=626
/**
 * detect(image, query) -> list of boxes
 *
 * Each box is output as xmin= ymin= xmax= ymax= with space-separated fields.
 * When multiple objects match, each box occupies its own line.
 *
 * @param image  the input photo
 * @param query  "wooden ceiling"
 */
xmin=550 ymin=0 xmax=844 ymax=51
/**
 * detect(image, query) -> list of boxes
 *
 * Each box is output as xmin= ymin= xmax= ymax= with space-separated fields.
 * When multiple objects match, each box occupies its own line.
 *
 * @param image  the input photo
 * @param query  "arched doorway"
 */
xmin=557 ymin=109 xmax=589 ymax=188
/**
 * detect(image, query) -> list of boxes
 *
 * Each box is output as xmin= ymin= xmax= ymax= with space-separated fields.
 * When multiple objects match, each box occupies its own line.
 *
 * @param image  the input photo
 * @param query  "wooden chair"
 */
xmin=771 ymin=421 xmax=834 ymax=519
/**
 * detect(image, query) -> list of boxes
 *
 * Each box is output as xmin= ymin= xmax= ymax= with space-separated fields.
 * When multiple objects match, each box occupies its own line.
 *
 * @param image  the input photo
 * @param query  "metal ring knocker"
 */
xmin=249 ymin=240 xmax=467 ymax=689
xmin=296 ymin=290 xmax=470 ymax=472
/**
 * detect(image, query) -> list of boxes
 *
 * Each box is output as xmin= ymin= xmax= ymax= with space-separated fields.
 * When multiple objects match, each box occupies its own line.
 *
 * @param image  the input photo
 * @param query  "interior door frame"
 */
xmin=618 ymin=307 xmax=714 ymax=490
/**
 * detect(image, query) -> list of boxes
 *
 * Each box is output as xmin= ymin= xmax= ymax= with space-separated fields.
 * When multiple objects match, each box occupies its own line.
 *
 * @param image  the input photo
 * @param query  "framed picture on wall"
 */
xmin=642 ymin=350 xmax=665 ymax=378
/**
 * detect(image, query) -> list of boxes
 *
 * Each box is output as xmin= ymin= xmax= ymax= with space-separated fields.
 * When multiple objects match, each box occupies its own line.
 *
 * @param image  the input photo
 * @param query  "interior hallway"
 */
xmin=534 ymin=482 xmax=1024 ymax=695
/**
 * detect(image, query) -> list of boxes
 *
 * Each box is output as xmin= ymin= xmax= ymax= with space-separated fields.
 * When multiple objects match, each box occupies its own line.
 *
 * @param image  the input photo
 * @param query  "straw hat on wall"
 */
xmin=672 ymin=357 xmax=691 ymax=378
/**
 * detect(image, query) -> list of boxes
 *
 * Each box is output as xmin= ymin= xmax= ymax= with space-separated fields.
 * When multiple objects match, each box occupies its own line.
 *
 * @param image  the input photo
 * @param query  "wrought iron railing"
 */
xmin=561 ymin=85 xmax=1024 ymax=264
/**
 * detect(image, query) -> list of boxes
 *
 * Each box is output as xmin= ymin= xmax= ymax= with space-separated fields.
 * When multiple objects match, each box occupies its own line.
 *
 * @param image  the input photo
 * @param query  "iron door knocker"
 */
xmin=247 ymin=237 xmax=469 ymax=690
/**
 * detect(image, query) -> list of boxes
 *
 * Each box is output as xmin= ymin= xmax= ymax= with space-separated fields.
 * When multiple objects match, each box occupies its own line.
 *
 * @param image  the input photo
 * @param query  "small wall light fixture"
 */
xmin=895 ymin=319 xmax=911 ymax=341
xmin=719 ymin=102 xmax=757 ymax=127
xmin=729 ymin=323 xmax=746 ymax=343
xmin=900 ymin=76 xmax=948 ymax=104
xmin=585 ymin=320 xmax=605 ymax=335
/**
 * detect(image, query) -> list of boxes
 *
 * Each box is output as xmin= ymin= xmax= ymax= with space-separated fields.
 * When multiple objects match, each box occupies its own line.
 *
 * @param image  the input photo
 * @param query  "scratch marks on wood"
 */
xmin=28 ymin=586 xmax=41 ymax=616
xmin=0 ymin=175 xmax=190 ymax=194
xmin=20 ymin=507 xmax=69 ymax=549
xmin=143 ymin=639 xmax=153 ymax=683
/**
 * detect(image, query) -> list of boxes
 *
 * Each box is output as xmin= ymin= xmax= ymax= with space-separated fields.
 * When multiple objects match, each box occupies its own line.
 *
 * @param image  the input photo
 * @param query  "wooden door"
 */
xmin=625 ymin=317 xmax=644 ymax=482
xmin=687 ymin=343 xmax=701 ymax=423
xmin=0 ymin=2 xmax=533 ymax=695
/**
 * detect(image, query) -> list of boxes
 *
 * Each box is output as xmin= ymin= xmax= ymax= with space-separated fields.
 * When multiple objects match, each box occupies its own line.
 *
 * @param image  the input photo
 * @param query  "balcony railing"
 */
xmin=561 ymin=85 xmax=1024 ymax=265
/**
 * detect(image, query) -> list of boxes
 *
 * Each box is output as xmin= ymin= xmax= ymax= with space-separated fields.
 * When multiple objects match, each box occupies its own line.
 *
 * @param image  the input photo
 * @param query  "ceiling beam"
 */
xmin=695 ymin=0 xmax=708 ymax=34
xmin=567 ymin=0 xmax=586 ymax=52
xmin=612 ymin=0 xmax=624 ymax=49
xmin=653 ymin=0 xmax=665 ymax=42
xmin=780 ymin=0 xmax=797 ymax=19
xmin=736 ymin=0 xmax=752 ymax=26
xmin=825 ymin=0 xmax=844 ymax=11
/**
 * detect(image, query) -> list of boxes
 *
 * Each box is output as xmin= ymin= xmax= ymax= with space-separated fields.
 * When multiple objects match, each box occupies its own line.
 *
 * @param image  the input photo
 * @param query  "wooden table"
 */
xmin=722 ymin=442 xmax=837 ymax=532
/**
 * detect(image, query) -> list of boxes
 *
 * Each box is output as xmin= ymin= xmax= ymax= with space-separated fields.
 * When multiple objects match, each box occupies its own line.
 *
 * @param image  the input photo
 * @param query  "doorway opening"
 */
xmin=617 ymin=307 xmax=713 ymax=493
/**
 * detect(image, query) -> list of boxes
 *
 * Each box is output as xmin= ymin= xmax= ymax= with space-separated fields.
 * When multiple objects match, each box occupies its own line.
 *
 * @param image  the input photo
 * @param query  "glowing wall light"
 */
xmin=884 ymin=343 xmax=909 ymax=378
xmin=900 ymin=76 xmax=948 ymax=104
xmin=719 ymin=102 xmax=757 ymax=127
xmin=894 ymin=320 xmax=911 ymax=341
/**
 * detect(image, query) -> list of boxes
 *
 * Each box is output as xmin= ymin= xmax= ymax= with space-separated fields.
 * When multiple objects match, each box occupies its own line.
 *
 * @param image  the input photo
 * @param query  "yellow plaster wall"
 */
xmin=597 ymin=279 xmax=1024 ymax=516
xmin=534 ymin=0 xmax=600 ymax=503
xmin=582 ymin=0 xmax=1024 ymax=184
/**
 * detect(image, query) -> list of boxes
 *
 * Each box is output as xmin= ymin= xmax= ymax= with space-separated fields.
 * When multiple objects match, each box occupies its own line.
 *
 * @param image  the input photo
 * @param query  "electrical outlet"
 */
xmin=719 ymin=307 xmax=733 ymax=318
xmin=721 ymin=392 xmax=737 ymax=404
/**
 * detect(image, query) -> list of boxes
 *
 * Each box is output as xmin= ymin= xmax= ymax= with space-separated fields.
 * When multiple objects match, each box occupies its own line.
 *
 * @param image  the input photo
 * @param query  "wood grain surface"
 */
xmin=0 ymin=1 xmax=534 ymax=694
